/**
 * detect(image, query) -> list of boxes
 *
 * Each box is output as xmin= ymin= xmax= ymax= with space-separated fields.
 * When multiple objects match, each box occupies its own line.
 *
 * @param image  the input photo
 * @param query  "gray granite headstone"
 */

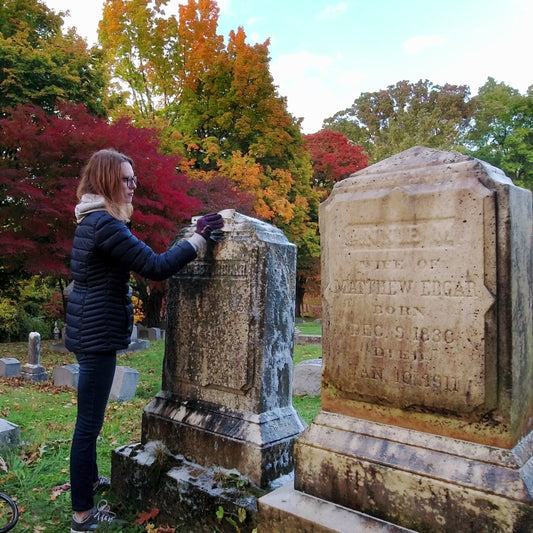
xmin=53 ymin=363 xmax=80 ymax=388
xmin=53 ymin=363 xmax=138 ymax=402
xmin=109 ymin=366 xmax=139 ymax=402
xmin=141 ymin=210 xmax=305 ymax=488
xmin=0 ymin=418 xmax=19 ymax=449
xmin=293 ymin=359 xmax=322 ymax=396
xmin=147 ymin=327 xmax=162 ymax=341
xmin=0 ymin=357 xmax=20 ymax=378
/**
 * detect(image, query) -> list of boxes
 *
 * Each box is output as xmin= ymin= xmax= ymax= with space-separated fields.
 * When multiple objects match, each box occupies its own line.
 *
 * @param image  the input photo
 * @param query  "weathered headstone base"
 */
xmin=291 ymin=411 xmax=533 ymax=532
xmin=142 ymin=392 xmax=305 ymax=488
xmin=20 ymin=363 xmax=48 ymax=382
xmin=258 ymin=480 xmax=415 ymax=532
xmin=112 ymin=441 xmax=265 ymax=532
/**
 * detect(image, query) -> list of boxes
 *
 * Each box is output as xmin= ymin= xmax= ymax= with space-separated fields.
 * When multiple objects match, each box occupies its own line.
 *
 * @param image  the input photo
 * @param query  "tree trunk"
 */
xmin=295 ymin=274 xmax=306 ymax=318
xmin=135 ymin=279 xmax=166 ymax=327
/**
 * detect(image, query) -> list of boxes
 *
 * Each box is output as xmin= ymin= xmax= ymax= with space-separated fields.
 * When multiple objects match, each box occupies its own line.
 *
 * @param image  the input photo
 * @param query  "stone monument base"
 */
xmin=292 ymin=411 xmax=533 ymax=532
xmin=20 ymin=363 xmax=48 ymax=382
xmin=142 ymin=392 xmax=305 ymax=488
xmin=51 ymin=342 xmax=69 ymax=354
xmin=112 ymin=441 xmax=266 ymax=532
xmin=258 ymin=480 xmax=415 ymax=532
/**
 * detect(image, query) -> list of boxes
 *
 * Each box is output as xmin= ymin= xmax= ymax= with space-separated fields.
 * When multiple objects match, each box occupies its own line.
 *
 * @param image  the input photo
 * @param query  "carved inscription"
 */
xmin=174 ymin=259 xmax=252 ymax=393
xmin=177 ymin=260 xmax=248 ymax=278
xmin=322 ymin=185 xmax=495 ymax=412
xmin=332 ymin=279 xmax=476 ymax=297
xmin=347 ymin=218 xmax=454 ymax=248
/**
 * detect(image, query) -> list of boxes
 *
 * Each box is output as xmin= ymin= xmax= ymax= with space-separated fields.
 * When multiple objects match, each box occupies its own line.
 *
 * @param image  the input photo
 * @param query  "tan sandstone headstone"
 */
xmin=259 ymin=147 xmax=533 ymax=532
xmin=317 ymin=146 xmax=533 ymax=446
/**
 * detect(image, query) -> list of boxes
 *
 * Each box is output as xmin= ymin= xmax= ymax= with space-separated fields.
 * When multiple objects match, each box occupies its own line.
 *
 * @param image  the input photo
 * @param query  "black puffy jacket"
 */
xmin=65 ymin=210 xmax=196 ymax=354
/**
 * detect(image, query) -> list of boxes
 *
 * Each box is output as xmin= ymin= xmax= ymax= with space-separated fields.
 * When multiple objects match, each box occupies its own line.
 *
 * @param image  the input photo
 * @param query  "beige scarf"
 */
xmin=74 ymin=194 xmax=107 ymax=223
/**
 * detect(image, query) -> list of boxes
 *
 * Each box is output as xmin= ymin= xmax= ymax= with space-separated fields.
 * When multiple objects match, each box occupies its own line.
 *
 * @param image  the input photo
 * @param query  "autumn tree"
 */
xmin=0 ymin=0 xmax=108 ymax=115
xmin=99 ymin=0 xmax=321 ymax=315
xmin=304 ymin=129 xmax=368 ymax=197
xmin=324 ymin=79 xmax=474 ymax=162
xmin=174 ymin=1 xmax=320 ymax=317
xmin=465 ymin=78 xmax=533 ymax=189
xmin=101 ymin=0 xmax=319 ymax=237
xmin=0 ymin=102 xmax=254 ymax=325
xmin=176 ymin=2 xmax=319 ymax=279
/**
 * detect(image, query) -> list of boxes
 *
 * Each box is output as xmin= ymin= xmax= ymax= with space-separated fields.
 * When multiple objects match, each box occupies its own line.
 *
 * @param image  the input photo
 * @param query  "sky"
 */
xmin=42 ymin=0 xmax=532 ymax=134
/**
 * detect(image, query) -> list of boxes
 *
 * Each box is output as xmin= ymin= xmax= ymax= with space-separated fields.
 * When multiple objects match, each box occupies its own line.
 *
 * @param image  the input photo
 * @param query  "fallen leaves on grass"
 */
xmin=0 ymin=376 xmax=72 ymax=395
xmin=50 ymin=482 xmax=70 ymax=501
xmin=20 ymin=442 xmax=47 ymax=465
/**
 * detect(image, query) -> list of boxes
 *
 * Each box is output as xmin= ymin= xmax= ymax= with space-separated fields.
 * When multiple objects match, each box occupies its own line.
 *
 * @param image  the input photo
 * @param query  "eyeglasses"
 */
xmin=122 ymin=176 xmax=138 ymax=188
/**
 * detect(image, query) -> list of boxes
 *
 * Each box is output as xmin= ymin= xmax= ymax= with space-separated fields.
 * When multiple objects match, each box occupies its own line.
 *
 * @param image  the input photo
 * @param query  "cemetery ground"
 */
xmin=0 ymin=322 xmax=321 ymax=532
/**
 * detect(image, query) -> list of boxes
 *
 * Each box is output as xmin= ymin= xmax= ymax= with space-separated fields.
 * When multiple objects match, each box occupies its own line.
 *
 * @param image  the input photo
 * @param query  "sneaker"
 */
xmin=93 ymin=476 xmax=111 ymax=494
xmin=70 ymin=500 xmax=116 ymax=532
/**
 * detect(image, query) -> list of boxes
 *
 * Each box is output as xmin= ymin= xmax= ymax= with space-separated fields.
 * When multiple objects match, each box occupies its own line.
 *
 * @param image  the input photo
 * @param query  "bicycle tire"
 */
xmin=0 ymin=493 xmax=18 ymax=533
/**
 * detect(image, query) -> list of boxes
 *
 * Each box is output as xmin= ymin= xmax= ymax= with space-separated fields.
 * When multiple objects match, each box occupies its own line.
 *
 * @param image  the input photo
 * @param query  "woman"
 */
xmin=65 ymin=149 xmax=223 ymax=532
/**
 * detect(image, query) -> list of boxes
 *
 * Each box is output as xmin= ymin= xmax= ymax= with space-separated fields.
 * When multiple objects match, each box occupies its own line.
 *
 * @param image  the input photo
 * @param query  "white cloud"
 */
xmin=217 ymin=0 xmax=232 ymax=13
xmin=317 ymin=2 xmax=348 ymax=20
xmin=337 ymin=70 xmax=367 ymax=87
xmin=248 ymin=32 xmax=261 ymax=43
xmin=45 ymin=0 xmax=103 ymax=44
xmin=270 ymin=52 xmax=363 ymax=133
xmin=402 ymin=35 xmax=445 ymax=55
xmin=271 ymin=51 xmax=334 ymax=80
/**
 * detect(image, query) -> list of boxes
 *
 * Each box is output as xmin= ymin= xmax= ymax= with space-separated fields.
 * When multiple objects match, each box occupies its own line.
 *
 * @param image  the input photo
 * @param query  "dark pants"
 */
xmin=70 ymin=351 xmax=116 ymax=512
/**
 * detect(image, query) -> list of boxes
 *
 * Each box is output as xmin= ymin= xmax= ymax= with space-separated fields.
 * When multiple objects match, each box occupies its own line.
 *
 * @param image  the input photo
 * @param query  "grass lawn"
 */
xmin=294 ymin=320 xmax=322 ymax=336
xmin=0 ymin=338 xmax=321 ymax=532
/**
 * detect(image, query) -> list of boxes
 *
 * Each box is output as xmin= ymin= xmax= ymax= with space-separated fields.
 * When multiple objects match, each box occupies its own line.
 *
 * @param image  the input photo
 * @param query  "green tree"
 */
xmin=0 ymin=0 xmax=108 ymax=115
xmin=465 ymin=78 xmax=533 ymax=189
xmin=324 ymin=79 xmax=474 ymax=162
xmin=99 ymin=0 xmax=182 ymax=123
xmin=0 ymin=276 xmax=56 ymax=342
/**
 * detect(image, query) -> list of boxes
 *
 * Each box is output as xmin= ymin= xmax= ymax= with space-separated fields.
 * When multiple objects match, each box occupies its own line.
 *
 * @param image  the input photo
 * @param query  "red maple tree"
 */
xmin=0 ymin=102 xmax=250 ymax=324
xmin=0 ymin=102 xmax=199 ymax=275
xmin=304 ymin=129 xmax=369 ymax=197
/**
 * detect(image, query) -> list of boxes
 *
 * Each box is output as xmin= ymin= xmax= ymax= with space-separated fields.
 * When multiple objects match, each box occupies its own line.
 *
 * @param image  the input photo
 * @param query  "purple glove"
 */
xmin=195 ymin=213 xmax=224 ymax=240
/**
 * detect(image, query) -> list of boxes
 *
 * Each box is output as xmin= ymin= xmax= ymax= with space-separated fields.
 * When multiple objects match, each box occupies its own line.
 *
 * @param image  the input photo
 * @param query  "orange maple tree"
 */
xmin=174 ymin=1 xmax=319 ymax=250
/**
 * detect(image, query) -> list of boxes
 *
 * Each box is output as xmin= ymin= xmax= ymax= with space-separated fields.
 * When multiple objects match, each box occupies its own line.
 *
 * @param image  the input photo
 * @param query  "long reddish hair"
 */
xmin=77 ymin=149 xmax=134 ymax=222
